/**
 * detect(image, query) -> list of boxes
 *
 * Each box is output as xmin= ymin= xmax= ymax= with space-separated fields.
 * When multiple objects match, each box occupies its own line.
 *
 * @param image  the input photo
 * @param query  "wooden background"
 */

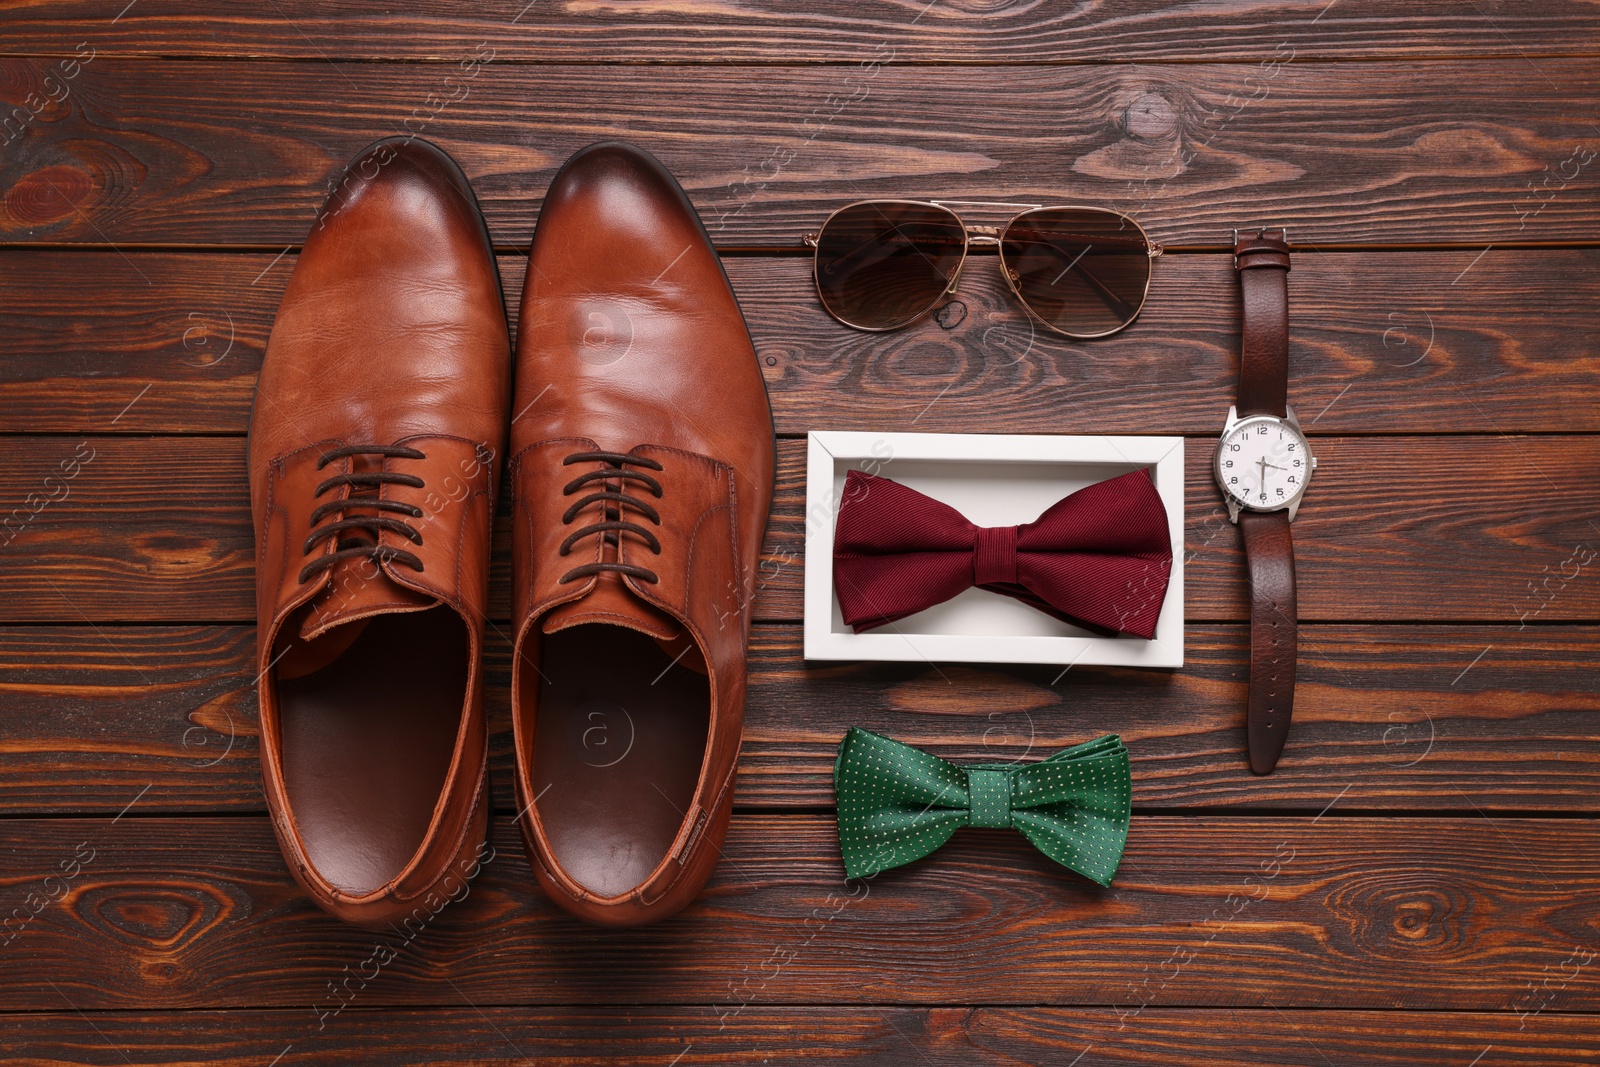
xmin=3 ymin=2 xmax=1599 ymax=1063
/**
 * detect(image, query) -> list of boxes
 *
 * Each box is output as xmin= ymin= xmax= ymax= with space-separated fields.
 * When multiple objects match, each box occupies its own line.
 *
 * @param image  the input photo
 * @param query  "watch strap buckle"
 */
xmin=1233 ymin=225 xmax=1291 ymax=270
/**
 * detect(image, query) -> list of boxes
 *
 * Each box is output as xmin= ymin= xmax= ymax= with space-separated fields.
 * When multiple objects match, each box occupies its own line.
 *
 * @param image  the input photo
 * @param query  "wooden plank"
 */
xmin=8 ymin=1006 xmax=1600 ymax=1065
xmin=1 ymin=815 xmax=1595 ymax=1010
xmin=4 ymin=249 xmax=1598 ymax=436
xmin=3 ymin=58 xmax=1598 ymax=246
xmin=2 ymin=622 xmax=1598 ymax=815
xmin=6 ymin=1 xmax=1600 ymax=64
xmin=2 ymin=435 xmax=1597 ymax=624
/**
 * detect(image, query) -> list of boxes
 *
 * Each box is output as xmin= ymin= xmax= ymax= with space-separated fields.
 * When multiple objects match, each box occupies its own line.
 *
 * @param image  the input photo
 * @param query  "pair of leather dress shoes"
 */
xmin=248 ymin=138 xmax=774 ymax=928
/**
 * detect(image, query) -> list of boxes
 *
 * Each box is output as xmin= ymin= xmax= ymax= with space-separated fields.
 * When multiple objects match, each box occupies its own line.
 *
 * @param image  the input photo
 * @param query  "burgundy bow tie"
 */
xmin=832 ymin=469 xmax=1173 ymax=639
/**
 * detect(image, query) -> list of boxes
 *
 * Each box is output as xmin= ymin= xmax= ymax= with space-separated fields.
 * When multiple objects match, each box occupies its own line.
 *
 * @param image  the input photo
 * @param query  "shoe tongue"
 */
xmin=298 ymin=553 xmax=437 ymax=642
xmin=542 ymin=572 xmax=682 ymax=640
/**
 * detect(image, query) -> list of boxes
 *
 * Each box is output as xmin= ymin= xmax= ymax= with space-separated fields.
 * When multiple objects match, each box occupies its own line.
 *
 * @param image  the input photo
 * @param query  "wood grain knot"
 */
xmin=756 ymin=341 xmax=804 ymax=374
xmin=845 ymin=306 xmax=1047 ymax=409
xmin=187 ymin=686 xmax=257 ymax=740
xmin=939 ymin=0 xmax=1032 ymax=14
xmin=1345 ymin=878 xmax=1472 ymax=959
xmin=0 ymin=59 xmax=33 ymax=102
xmin=140 ymin=960 xmax=181 ymax=983
xmin=1125 ymin=93 xmax=1178 ymax=141
xmin=77 ymin=879 xmax=233 ymax=952
xmin=129 ymin=533 xmax=222 ymax=573
xmin=3 ymin=164 xmax=92 ymax=227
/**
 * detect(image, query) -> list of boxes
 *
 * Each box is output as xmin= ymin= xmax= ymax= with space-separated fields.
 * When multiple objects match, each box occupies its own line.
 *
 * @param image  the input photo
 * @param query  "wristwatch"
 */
xmin=1213 ymin=227 xmax=1315 ymax=775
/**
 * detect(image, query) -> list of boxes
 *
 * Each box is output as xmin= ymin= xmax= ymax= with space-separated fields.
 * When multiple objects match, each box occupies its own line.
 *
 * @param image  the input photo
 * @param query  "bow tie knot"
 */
xmin=966 ymin=767 xmax=1014 ymax=828
xmin=972 ymin=524 xmax=1020 ymax=586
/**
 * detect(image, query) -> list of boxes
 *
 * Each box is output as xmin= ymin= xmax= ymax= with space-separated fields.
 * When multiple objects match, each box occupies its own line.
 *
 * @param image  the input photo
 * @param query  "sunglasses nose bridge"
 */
xmin=948 ymin=225 xmax=1000 ymax=293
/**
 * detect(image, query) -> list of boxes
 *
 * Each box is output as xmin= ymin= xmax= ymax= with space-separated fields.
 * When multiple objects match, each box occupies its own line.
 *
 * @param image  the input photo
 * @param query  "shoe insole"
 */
xmin=277 ymin=608 xmax=467 ymax=897
xmin=530 ymin=624 xmax=710 ymax=899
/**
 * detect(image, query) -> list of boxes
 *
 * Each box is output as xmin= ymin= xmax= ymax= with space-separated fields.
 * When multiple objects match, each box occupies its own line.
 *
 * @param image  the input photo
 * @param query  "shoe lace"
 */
xmin=557 ymin=450 xmax=663 ymax=585
xmin=297 ymin=444 xmax=427 ymax=584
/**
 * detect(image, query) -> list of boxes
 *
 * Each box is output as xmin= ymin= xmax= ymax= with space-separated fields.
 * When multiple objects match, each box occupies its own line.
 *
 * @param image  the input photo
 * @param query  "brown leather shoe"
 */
xmin=508 ymin=142 xmax=775 ymax=926
xmin=250 ymin=138 xmax=509 ymax=927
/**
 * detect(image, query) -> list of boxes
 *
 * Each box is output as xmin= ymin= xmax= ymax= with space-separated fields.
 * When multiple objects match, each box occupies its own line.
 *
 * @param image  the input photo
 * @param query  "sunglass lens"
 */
xmin=1001 ymin=208 xmax=1152 ymax=337
xmin=814 ymin=202 xmax=966 ymax=330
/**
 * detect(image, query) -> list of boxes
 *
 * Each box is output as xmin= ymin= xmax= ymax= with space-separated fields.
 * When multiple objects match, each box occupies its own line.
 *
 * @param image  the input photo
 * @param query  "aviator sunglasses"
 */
xmin=803 ymin=200 xmax=1162 ymax=339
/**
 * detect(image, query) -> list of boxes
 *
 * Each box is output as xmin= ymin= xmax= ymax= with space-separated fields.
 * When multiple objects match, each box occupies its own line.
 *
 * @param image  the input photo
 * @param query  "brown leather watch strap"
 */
xmin=1239 ymin=510 xmax=1296 ymax=774
xmin=1235 ymin=229 xmax=1291 ymax=418
xmin=1233 ymin=226 xmax=1296 ymax=774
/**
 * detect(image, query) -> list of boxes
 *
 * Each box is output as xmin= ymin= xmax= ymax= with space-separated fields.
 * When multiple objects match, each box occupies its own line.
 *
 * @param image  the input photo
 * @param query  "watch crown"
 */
xmin=1312 ymin=457 xmax=1319 ymax=469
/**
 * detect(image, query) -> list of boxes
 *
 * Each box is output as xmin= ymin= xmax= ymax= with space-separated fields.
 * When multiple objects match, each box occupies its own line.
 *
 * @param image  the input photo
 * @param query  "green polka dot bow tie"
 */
xmin=833 ymin=728 xmax=1131 ymax=886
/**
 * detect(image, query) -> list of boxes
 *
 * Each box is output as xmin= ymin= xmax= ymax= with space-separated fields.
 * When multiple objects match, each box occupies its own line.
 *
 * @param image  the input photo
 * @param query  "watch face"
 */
xmin=1215 ymin=415 xmax=1313 ymax=512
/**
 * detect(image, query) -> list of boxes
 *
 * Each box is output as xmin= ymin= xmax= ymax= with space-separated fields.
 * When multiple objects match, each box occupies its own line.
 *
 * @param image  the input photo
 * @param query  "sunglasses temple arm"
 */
xmin=1038 ymin=237 xmax=1140 ymax=319
xmin=1076 ymin=260 xmax=1139 ymax=320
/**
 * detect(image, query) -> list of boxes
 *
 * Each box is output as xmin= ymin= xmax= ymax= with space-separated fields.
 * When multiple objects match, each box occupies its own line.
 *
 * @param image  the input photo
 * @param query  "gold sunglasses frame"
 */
xmin=802 ymin=199 xmax=1163 ymax=340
